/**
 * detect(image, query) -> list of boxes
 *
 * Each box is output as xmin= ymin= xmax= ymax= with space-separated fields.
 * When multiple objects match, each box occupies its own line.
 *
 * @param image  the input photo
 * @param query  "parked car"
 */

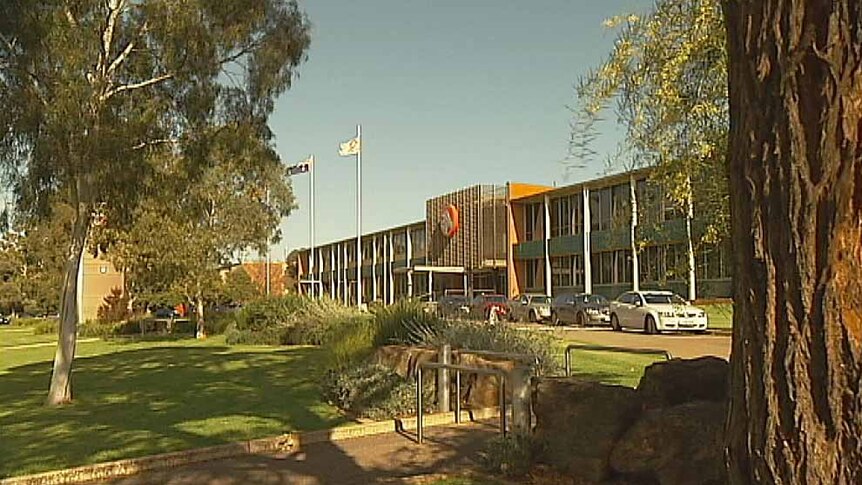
xmin=0 ymin=315 xmax=9 ymax=325
xmin=509 ymin=294 xmax=552 ymax=322
xmin=550 ymin=293 xmax=610 ymax=326
xmin=437 ymin=294 xmax=471 ymax=318
xmin=609 ymin=290 xmax=708 ymax=334
xmin=469 ymin=294 xmax=510 ymax=321
xmin=152 ymin=307 xmax=180 ymax=319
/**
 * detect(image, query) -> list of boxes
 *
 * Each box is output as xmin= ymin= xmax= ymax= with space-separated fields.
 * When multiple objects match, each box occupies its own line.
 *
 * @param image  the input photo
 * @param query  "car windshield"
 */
xmin=589 ymin=295 xmax=608 ymax=304
xmin=643 ymin=293 xmax=687 ymax=305
xmin=530 ymin=296 xmax=550 ymax=304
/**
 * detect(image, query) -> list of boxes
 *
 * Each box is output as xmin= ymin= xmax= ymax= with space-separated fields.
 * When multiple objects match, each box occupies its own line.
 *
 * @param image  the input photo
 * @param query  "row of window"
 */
xmin=522 ymin=242 xmax=731 ymax=290
xmin=316 ymin=229 xmax=427 ymax=271
xmin=522 ymin=179 xmax=687 ymax=242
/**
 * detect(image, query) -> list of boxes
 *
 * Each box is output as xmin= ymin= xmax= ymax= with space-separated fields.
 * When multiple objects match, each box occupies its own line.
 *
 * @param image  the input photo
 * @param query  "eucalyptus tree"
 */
xmin=0 ymin=0 xmax=310 ymax=405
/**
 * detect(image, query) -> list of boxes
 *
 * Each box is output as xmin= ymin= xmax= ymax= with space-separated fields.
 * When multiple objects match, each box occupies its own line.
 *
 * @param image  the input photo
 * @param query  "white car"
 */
xmin=609 ymin=291 xmax=708 ymax=334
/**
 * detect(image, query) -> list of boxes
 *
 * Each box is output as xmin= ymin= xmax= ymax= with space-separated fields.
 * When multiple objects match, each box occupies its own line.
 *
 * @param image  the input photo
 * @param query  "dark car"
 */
xmin=550 ymin=293 xmax=610 ymax=326
xmin=152 ymin=307 xmax=180 ymax=319
xmin=437 ymin=294 xmax=471 ymax=318
xmin=469 ymin=294 xmax=510 ymax=320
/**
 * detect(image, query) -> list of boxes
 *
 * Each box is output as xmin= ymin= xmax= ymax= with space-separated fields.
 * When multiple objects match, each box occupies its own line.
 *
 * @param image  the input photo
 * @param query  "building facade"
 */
xmin=296 ymin=170 xmax=732 ymax=304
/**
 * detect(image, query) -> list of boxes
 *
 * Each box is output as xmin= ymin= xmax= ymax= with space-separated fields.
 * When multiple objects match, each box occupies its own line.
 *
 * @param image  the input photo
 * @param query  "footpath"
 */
xmin=102 ymin=421 xmax=498 ymax=485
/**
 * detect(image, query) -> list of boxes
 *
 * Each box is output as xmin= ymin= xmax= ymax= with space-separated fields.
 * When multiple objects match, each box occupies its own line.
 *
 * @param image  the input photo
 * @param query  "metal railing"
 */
xmin=416 ymin=361 xmax=507 ymax=444
xmin=564 ymin=343 xmax=673 ymax=377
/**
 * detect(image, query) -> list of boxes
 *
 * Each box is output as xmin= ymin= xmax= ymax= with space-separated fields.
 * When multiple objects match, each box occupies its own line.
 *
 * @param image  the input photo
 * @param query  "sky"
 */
xmin=268 ymin=0 xmax=653 ymax=260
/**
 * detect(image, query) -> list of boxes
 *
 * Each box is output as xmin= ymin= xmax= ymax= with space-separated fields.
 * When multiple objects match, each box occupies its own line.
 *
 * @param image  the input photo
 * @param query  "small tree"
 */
xmin=221 ymin=268 xmax=262 ymax=306
xmin=0 ymin=0 xmax=311 ymax=405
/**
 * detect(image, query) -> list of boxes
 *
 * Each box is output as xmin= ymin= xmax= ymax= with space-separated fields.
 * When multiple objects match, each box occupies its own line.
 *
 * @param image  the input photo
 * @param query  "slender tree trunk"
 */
xmin=195 ymin=296 xmax=206 ymax=339
xmin=46 ymin=209 xmax=89 ymax=406
xmin=723 ymin=1 xmax=862 ymax=483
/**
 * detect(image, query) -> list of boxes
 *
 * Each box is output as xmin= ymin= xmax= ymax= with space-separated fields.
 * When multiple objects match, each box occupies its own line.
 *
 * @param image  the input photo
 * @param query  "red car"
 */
xmin=469 ymin=294 xmax=510 ymax=320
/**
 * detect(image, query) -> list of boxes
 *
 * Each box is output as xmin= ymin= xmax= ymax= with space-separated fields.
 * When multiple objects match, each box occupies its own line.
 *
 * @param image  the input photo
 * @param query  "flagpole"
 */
xmin=309 ymin=155 xmax=316 ymax=299
xmin=356 ymin=124 xmax=362 ymax=308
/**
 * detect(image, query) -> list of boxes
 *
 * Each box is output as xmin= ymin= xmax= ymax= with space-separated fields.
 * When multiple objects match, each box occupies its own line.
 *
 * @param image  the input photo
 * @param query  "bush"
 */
xmin=12 ymin=316 xmax=56 ymax=328
xmin=96 ymin=288 xmax=131 ymax=323
xmin=405 ymin=319 xmax=561 ymax=376
xmin=205 ymin=310 xmax=237 ymax=335
xmin=321 ymin=315 xmax=377 ymax=370
xmin=78 ymin=318 xmax=143 ymax=338
xmin=31 ymin=318 xmax=59 ymax=335
xmin=224 ymin=323 xmax=288 ymax=345
xmin=371 ymin=299 xmax=443 ymax=346
xmin=479 ymin=434 xmax=536 ymax=478
xmin=321 ymin=362 xmax=435 ymax=420
xmin=234 ymin=294 xmax=309 ymax=332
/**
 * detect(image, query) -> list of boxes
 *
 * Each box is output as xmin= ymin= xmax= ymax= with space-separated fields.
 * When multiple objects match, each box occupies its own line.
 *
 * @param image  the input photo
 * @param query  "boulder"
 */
xmin=609 ymin=401 xmax=727 ymax=485
xmin=532 ymin=377 xmax=641 ymax=483
xmin=458 ymin=353 xmax=517 ymax=408
xmin=372 ymin=345 xmax=438 ymax=378
xmin=637 ymin=357 xmax=728 ymax=409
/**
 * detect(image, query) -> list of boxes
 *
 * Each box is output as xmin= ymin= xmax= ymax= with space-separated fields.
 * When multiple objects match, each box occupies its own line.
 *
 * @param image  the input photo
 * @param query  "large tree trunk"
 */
xmin=723 ymin=1 xmax=862 ymax=483
xmin=46 ymin=210 xmax=89 ymax=406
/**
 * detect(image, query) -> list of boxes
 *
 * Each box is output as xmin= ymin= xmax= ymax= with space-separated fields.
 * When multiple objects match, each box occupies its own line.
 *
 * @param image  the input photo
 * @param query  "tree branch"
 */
xmin=99 ymin=0 xmax=127 ymax=76
xmin=131 ymin=138 xmax=178 ymax=151
xmin=100 ymin=72 xmax=173 ymax=101
xmin=106 ymin=21 xmax=148 ymax=78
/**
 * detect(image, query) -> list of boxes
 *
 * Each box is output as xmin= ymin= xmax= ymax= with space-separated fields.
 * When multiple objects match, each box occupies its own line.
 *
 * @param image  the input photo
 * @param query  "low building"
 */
xmin=296 ymin=170 xmax=732 ymax=304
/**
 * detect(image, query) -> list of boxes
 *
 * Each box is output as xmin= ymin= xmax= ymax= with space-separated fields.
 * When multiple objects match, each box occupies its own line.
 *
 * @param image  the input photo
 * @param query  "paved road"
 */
xmin=103 ymin=421 xmax=498 ymax=485
xmin=554 ymin=326 xmax=731 ymax=359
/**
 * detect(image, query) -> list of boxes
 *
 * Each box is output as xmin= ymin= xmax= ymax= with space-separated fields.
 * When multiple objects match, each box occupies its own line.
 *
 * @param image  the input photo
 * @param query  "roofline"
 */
xmin=510 ymin=167 xmax=655 ymax=204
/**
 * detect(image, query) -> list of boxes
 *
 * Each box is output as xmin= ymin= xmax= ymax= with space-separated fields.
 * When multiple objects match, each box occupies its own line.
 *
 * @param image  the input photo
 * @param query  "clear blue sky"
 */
xmin=269 ymin=0 xmax=653 ymax=259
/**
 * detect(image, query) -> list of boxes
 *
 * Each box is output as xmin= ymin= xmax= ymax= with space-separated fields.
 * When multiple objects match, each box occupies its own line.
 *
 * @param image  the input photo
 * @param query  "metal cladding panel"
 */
xmin=549 ymin=235 xmax=584 ymax=256
xmin=425 ymin=185 xmax=508 ymax=270
xmin=514 ymin=240 xmax=544 ymax=260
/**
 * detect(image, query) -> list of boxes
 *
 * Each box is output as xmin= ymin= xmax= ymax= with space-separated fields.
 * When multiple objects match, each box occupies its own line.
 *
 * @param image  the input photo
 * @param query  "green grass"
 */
xmin=552 ymin=340 xmax=665 ymax=388
xmin=0 ymin=326 xmax=60 ymax=348
xmin=0 ymin=328 xmax=347 ymax=478
xmin=703 ymin=303 xmax=733 ymax=330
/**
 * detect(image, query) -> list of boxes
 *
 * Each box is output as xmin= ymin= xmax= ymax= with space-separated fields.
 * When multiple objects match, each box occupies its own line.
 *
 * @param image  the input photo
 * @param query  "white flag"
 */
xmin=338 ymin=136 xmax=361 ymax=156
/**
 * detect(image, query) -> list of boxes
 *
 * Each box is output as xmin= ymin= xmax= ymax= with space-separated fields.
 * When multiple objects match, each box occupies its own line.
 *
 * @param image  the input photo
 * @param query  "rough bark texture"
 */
xmin=195 ymin=297 xmax=206 ymax=339
xmin=723 ymin=1 xmax=862 ymax=483
xmin=46 ymin=209 xmax=89 ymax=406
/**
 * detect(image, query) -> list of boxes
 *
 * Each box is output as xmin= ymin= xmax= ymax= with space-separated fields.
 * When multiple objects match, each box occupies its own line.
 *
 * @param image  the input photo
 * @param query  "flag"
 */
xmin=287 ymin=156 xmax=313 ymax=176
xmin=338 ymin=136 xmax=361 ymax=156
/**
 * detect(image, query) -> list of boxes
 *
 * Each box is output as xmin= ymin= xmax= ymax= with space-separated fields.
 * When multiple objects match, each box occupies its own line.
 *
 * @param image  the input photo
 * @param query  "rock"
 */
xmin=457 ymin=353 xmax=517 ymax=408
xmin=372 ymin=345 xmax=438 ymax=378
xmin=532 ymin=377 xmax=641 ymax=483
xmin=609 ymin=401 xmax=727 ymax=485
xmin=637 ymin=357 xmax=729 ymax=409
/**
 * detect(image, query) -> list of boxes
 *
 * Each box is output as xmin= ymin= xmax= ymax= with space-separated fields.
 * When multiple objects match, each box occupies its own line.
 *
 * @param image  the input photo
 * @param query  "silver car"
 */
xmin=509 ymin=294 xmax=552 ymax=322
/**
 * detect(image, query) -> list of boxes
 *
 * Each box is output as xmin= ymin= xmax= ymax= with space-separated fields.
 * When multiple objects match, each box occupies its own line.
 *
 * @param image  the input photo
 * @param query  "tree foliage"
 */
xmin=572 ymin=0 xmax=729 ymax=242
xmin=0 ymin=0 xmax=311 ymax=404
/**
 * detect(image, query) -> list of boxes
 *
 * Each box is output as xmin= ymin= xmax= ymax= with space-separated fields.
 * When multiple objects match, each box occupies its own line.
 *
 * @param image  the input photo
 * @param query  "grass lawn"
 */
xmin=703 ymin=303 xmax=733 ymax=330
xmin=0 ymin=327 xmax=347 ymax=478
xmin=551 ymin=341 xmax=664 ymax=388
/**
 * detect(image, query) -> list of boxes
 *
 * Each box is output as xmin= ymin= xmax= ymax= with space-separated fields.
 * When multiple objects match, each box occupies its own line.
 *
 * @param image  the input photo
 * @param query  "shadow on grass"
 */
xmin=0 ymin=344 xmax=349 ymax=478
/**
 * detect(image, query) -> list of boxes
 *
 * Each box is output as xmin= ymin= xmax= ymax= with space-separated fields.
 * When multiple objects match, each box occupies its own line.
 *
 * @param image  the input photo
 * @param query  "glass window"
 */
xmin=573 ymin=254 xmax=584 ymax=287
xmin=411 ymin=228 xmax=426 ymax=257
xmin=550 ymin=196 xmax=572 ymax=237
xmin=612 ymin=183 xmax=631 ymax=229
xmin=600 ymin=188 xmax=612 ymax=231
xmin=571 ymin=194 xmax=583 ymax=235
xmin=392 ymin=232 xmax=407 ymax=256
xmin=551 ymin=256 xmax=573 ymax=288
xmin=615 ymin=250 xmax=632 ymax=283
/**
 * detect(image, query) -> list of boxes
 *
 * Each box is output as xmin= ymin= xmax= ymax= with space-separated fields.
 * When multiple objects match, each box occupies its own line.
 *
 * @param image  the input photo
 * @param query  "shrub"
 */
xmin=31 ymin=318 xmax=59 ymax=335
xmin=321 ymin=363 xmax=435 ymax=420
xmin=479 ymin=434 xmax=536 ymax=478
xmin=405 ymin=319 xmax=561 ymax=376
xmin=371 ymin=299 xmax=443 ymax=346
xmin=204 ymin=310 xmax=237 ymax=336
xmin=288 ymin=297 xmax=363 ymax=345
xmin=96 ymin=288 xmax=131 ymax=323
xmin=234 ymin=294 xmax=309 ymax=332
xmin=321 ymin=315 xmax=377 ymax=370
xmin=12 ymin=316 xmax=56 ymax=328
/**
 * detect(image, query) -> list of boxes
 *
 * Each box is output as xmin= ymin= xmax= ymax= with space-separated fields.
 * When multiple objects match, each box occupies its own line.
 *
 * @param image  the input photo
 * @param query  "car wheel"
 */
xmin=645 ymin=315 xmax=658 ymax=335
xmin=576 ymin=311 xmax=587 ymax=327
xmin=551 ymin=312 xmax=561 ymax=326
xmin=610 ymin=314 xmax=621 ymax=331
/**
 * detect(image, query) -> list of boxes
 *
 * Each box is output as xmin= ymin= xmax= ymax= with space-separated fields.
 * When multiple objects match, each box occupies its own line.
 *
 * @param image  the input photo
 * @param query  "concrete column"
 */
xmin=686 ymin=190 xmax=697 ymax=301
xmin=372 ymin=236 xmax=378 ymax=302
xmin=388 ymin=231 xmax=395 ymax=304
xmin=428 ymin=271 xmax=433 ymax=297
xmin=406 ymin=227 xmax=413 ymax=297
xmin=543 ymin=195 xmax=552 ymax=297
xmin=343 ymin=243 xmax=349 ymax=305
xmin=583 ymin=188 xmax=592 ymax=294
xmin=510 ymin=365 xmax=532 ymax=436
xmin=630 ymin=175 xmax=640 ymax=292
xmin=437 ymin=344 xmax=451 ymax=413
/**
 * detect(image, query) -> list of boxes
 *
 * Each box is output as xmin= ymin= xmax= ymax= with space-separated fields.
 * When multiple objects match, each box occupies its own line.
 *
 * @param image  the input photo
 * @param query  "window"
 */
xmin=571 ymin=193 xmax=583 ymax=235
xmin=591 ymin=250 xmax=630 ymax=285
xmin=698 ymin=242 xmax=732 ymax=279
xmin=589 ymin=187 xmax=614 ymax=232
xmin=392 ymin=232 xmax=407 ymax=257
xmin=411 ymin=228 xmax=426 ymax=257
xmin=551 ymin=256 xmax=573 ymax=288
xmin=615 ymin=250 xmax=633 ymax=283
xmin=525 ymin=259 xmax=540 ymax=289
xmin=611 ymin=183 xmax=631 ymax=229
xmin=524 ymin=203 xmax=542 ymax=241
xmin=550 ymin=196 xmax=572 ymax=237
xmin=376 ymin=236 xmax=386 ymax=261
xmin=573 ymin=254 xmax=584 ymax=287
xmin=362 ymin=240 xmax=373 ymax=261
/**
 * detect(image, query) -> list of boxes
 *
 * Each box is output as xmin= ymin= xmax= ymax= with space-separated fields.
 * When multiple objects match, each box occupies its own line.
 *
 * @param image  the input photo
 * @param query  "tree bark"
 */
xmin=195 ymin=296 xmax=206 ymax=339
xmin=723 ymin=1 xmax=862 ymax=483
xmin=45 ymin=208 xmax=89 ymax=406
